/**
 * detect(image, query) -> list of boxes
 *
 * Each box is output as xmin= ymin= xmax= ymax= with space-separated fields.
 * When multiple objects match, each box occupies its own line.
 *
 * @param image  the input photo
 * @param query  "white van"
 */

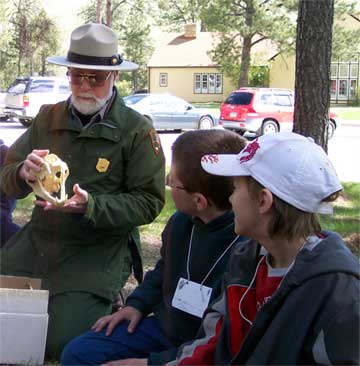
xmin=3 ymin=76 xmax=70 ymax=127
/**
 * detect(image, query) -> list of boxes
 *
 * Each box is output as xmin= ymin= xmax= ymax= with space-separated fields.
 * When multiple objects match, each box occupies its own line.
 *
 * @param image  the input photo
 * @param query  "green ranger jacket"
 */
xmin=0 ymin=91 xmax=165 ymax=300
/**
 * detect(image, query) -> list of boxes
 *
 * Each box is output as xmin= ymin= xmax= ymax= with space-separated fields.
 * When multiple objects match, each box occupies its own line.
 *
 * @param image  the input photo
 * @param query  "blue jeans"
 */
xmin=61 ymin=315 xmax=173 ymax=365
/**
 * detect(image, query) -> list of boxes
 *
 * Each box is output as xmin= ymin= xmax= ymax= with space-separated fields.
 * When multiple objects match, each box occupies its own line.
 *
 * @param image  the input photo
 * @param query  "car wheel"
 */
xmin=261 ymin=120 xmax=279 ymax=135
xmin=198 ymin=116 xmax=214 ymax=129
xmin=328 ymin=120 xmax=336 ymax=139
xmin=19 ymin=118 xmax=32 ymax=127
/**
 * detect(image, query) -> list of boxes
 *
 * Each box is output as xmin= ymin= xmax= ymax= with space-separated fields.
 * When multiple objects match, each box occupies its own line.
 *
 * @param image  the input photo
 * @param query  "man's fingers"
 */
xmin=33 ymin=149 xmax=49 ymax=157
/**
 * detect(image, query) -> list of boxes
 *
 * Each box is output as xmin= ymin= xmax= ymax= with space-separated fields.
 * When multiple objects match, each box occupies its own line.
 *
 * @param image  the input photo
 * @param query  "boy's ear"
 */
xmin=258 ymin=188 xmax=273 ymax=214
xmin=193 ymin=192 xmax=209 ymax=211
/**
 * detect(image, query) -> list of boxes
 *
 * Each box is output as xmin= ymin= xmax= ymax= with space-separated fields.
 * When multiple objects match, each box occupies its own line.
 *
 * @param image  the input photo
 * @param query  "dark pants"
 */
xmin=61 ymin=315 xmax=173 ymax=365
xmin=46 ymin=291 xmax=112 ymax=359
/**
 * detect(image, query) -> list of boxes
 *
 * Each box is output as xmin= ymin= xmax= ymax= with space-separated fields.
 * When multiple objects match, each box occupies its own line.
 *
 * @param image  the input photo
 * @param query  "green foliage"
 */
xmin=0 ymin=0 xmax=60 ymax=87
xmin=156 ymin=0 xmax=208 ymax=31
xmin=200 ymin=0 xmax=297 ymax=87
xmin=80 ymin=0 xmax=154 ymax=93
xmin=332 ymin=0 xmax=360 ymax=62
xmin=249 ymin=66 xmax=269 ymax=87
xmin=115 ymin=80 xmax=133 ymax=96
xmin=116 ymin=0 xmax=154 ymax=92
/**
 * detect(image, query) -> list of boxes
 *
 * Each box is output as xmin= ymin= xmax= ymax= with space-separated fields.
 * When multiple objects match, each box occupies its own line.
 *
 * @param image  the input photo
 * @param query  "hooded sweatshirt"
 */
xmin=170 ymin=231 xmax=359 ymax=365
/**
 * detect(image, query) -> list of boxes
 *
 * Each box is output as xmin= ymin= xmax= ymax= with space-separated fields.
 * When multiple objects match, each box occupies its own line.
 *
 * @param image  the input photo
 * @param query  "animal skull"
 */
xmin=27 ymin=153 xmax=69 ymax=206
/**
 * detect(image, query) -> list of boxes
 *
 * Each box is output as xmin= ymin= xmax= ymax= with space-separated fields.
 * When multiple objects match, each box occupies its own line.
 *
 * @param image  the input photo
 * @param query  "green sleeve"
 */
xmin=82 ymin=127 xmax=165 ymax=230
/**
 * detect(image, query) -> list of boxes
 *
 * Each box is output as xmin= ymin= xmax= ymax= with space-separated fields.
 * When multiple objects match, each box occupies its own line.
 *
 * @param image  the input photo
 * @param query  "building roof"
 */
xmin=148 ymin=27 xmax=278 ymax=68
xmin=148 ymin=31 xmax=218 ymax=68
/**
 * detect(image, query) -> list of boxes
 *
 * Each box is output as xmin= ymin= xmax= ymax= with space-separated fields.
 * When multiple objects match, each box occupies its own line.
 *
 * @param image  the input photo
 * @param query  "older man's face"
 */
xmin=67 ymin=68 xmax=117 ymax=115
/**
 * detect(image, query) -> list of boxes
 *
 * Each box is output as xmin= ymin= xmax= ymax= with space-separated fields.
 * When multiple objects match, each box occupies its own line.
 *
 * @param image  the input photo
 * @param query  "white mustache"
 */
xmin=76 ymin=93 xmax=99 ymax=102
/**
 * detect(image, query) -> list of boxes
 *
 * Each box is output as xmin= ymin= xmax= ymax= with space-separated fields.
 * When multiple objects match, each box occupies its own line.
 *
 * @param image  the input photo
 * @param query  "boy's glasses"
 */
xmin=66 ymin=71 xmax=112 ymax=87
xmin=165 ymin=173 xmax=187 ymax=190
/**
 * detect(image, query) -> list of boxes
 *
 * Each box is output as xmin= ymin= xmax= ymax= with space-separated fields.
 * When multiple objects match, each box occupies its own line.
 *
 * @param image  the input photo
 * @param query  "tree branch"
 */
xmin=250 ymin=36 xmax=268 ymax=47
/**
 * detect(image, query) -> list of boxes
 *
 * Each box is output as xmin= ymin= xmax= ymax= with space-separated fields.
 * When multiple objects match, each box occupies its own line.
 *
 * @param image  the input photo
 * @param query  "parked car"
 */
xmin=219 ymin=87 xmax=338 ymax=138
xmin=3 ymin=76 xmax=70 ymax=127
xmin=123 ymin=93 xmax=218 ymax=131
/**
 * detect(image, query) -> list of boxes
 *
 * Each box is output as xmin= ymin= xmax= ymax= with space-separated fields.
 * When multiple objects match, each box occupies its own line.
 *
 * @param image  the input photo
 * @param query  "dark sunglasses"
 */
xmin=66 ymin=70 xmax=112 ymax=87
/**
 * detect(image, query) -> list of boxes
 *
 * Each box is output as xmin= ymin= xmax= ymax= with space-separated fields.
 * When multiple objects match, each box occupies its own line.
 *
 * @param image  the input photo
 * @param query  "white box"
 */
xmin=0 ymin=275 xmax=49 ymax=365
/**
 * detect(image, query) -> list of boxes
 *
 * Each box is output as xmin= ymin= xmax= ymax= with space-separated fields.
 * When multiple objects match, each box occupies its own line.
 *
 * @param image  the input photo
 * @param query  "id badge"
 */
xmin=172 ymin=277 xmax=212 ymax=318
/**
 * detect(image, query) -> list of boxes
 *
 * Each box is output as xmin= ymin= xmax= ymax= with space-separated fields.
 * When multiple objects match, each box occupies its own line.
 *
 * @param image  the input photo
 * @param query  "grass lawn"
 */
xmin=330 ymin=107 xmax=360 ymax=120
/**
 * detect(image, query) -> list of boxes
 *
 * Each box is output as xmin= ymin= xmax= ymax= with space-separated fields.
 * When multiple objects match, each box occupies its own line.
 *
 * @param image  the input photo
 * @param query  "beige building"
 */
xmin=148 ymin=24 xmax=234 ymax=103
xmin=148 ymin=24 xmax=277 ymax=102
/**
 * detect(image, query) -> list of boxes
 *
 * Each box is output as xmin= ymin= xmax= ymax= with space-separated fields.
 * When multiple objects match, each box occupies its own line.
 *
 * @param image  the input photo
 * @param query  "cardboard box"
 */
xmin=0 ymin=275 xmax=49 ymax=365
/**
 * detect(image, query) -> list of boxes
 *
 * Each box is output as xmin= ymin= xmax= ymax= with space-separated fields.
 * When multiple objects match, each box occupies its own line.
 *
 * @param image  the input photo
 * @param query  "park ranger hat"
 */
xmin=47 ymin=23 xmax=138 ymax=71
xmin=201 ymin=132 xmax=342 ymax=214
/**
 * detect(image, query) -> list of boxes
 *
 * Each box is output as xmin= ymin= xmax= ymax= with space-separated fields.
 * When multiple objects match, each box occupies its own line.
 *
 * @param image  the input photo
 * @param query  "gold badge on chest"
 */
xmin=96 ymin=158 xmax=110 ymax=173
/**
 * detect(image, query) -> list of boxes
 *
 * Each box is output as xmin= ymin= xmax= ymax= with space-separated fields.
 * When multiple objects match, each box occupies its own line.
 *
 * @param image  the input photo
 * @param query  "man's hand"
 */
xmin=19 ymin=149 xmax=49 ymax=183
xmin=103 ymin=358 xmax=147 ymax=366
xmin=92 ymin=306 xmax=142 ymax=336
xmin=35 ymin=184 xmax=88 ymax=213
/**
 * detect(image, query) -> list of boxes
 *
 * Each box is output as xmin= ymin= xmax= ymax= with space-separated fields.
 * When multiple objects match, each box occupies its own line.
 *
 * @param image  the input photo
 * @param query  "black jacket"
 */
xmin=126 ymin=210 xmax=246 ymax=365
xmin=172 ymin=231 xmax=359 ymax=365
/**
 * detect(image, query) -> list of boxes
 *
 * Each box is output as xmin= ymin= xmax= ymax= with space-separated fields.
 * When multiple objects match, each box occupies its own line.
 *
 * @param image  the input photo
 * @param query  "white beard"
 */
xmin=71 ymin=81 xmax=114 ymax=115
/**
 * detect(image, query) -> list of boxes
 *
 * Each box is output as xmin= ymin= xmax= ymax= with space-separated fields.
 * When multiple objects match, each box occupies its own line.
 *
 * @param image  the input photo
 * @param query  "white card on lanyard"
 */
xmin=172 ymin=277 xmax=212 ymax=318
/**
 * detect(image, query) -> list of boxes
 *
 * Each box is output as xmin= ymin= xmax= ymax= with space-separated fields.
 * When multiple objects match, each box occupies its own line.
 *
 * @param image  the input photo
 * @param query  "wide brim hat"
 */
xmin=47 ymin=23 xmax=138 ymax=71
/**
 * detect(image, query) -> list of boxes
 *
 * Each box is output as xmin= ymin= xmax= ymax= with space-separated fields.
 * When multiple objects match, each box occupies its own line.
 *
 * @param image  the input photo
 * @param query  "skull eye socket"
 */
xmin=56 ymin=172 xmax=62 ymax=178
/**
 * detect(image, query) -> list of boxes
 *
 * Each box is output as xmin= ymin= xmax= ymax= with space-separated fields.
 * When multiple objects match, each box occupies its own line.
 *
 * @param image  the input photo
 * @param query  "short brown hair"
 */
xmin=172 ymin=130 xmax=246 ymax=210
xmin=245 ymin=176 xmax=340 ymax=240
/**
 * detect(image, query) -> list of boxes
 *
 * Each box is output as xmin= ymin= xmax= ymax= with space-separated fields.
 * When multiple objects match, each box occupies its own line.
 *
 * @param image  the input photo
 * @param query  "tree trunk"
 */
xmin=96 ymin=0 xmax=103 ymax=23
xmin=106 ymin=0 xmax=112 ymax=27
xmin=238 ymin=35 xmax=252 ymax=87
xmin=293 ymin=0 xmax=334 ymax=151
xmin=238 ymin=0 xmax=254 ymax=87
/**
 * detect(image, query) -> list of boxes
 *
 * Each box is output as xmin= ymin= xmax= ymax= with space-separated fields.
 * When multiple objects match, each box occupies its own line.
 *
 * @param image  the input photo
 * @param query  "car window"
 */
xmin=30 ymin=80 xmax=55 ymax=93
xmin=259 ymin=93 xmax=274 ymax=105
xmin=171 ymin=97 xmax=189 ymax=109
xmin=224 ymin=92 xmax=253 ymax=105
xmin=8 ymin=81 xmax=27 ymax=94
xmin=274 ymin=94 xmax=292 ymax=107
xmin=59 ymin=84 xmax=70 ymax=94
xmin=124 ymin=95 xmax=148 ymax=105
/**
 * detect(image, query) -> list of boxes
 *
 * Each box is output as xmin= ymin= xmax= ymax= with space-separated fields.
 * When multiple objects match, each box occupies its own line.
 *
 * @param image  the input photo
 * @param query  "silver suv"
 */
xmin=3 ymin=76 xmax=70 ymax=127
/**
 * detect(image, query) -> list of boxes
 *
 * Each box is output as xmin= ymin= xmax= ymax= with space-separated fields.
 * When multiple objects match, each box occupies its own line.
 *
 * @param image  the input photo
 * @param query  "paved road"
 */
xmin=1 ymin=121 xmax=359 ymax=182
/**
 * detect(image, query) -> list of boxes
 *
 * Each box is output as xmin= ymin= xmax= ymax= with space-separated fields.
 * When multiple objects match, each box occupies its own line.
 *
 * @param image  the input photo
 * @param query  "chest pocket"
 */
xmin=66 ymin=137 xmax=127 ymax=194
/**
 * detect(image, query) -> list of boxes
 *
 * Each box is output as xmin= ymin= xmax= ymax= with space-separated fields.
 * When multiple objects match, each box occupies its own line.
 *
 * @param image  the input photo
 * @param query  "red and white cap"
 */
xmin=201 ymin=132 xmax=342 ymax=214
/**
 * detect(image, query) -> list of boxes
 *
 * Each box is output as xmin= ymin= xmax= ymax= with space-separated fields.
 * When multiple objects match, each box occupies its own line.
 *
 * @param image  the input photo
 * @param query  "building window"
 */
xmin=194 ymin=73 xmax=223 ymax=94
xmin=330 ymin=61 xmax=359 ymax=103
xmin=159 ymin=73 xmax=168 ymax=87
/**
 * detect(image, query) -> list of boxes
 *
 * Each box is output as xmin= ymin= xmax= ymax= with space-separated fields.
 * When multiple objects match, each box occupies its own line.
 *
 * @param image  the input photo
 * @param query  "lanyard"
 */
xmin=186 ymin=225 xmax=239 ymax=286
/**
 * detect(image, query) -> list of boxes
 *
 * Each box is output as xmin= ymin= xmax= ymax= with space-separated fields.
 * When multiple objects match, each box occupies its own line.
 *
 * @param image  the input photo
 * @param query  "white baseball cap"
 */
xmin=201 ymin=132 xmax=342 ymax=214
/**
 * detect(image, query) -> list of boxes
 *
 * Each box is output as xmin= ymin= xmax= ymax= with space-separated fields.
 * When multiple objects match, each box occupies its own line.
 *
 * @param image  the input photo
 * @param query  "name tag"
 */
xmin=172 ymin=277 xmax=212 ymax=318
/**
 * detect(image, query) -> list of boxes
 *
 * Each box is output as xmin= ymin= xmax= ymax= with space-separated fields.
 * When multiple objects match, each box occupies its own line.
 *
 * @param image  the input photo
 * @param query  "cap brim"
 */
xmin=46 ymin=56 xmax=139 ymax=71
xmin=201 ymin=153 xmax=250 ymax=177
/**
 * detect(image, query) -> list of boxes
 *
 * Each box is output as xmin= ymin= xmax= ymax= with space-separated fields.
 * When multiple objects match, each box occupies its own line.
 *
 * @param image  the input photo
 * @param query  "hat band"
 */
xmin=67 ymin=51 xmax=123 ymax=66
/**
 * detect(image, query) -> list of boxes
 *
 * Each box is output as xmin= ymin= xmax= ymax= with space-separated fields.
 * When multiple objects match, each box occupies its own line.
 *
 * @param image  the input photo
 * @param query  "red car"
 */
xmin=219 ymin=87 xmax=337 ymax=138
